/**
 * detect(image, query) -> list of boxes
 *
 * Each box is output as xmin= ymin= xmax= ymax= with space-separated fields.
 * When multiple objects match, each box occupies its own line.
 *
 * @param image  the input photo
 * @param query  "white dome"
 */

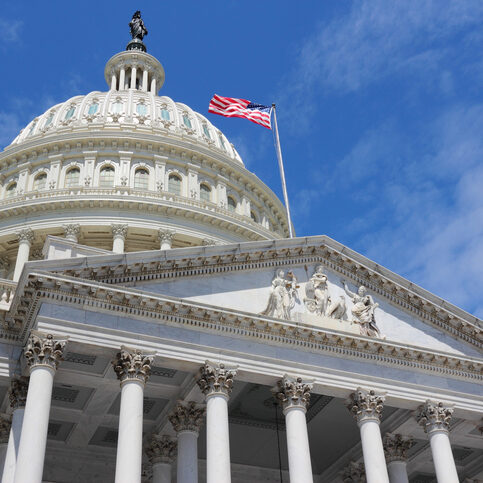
xmin=10 ymin=90 xmax=243 ymax=165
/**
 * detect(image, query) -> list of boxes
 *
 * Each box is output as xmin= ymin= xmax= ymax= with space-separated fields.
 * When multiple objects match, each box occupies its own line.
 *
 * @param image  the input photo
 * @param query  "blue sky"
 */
xmin=1 ymin=1 xmax=482 ymax=318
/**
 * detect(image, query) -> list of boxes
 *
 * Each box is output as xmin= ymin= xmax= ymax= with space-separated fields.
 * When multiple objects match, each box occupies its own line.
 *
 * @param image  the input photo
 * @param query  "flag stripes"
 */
xmin=208 ymin=94 xmax=272 ymax=129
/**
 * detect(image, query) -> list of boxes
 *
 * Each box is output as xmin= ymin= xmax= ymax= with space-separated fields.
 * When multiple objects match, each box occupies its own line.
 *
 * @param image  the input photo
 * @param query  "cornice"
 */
xmin=4 ymin=271 xmax=482 ymax=382
xmin=43 ymin=237 xmax=482 ymax=349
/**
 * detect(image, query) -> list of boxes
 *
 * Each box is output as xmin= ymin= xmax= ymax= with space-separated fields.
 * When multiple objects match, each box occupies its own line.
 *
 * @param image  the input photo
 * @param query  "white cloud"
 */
xmin=0 ymin=18 xmax=22 ymax=44
xmin=0 ymin=111 xmax=22 ymax=148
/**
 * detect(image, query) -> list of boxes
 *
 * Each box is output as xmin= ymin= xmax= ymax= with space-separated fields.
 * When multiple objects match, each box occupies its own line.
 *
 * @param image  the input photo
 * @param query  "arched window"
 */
xmin=182 ymin=114 xmax=192 ymax=129
xmin=200 ymin=183 xmax=211 ymax=202
xmin=160 ymin=108 xmax=170 ymax=121
xmin=44 ymin=114 xmax=54 ymax=128
xmin=65 ymin=167 xmax=80 ymax=187
xmin=5 ymin=182 xmax=17 ymax=198
xmin=99 ymin=166 xmax=115 ymax=187
xmin=33 ymin=173 xmax=47 ymax=191
xmin=134 ymin=168 xmax=149 ymax=190
xmin=65 ymin=107 xmax=76 ymax=120
xmin=168 ymin=174 xmax=182 ymax=195
xmin=88 ymin=103 xmax=99 ymax=115
xmin=250 ymin=211 xmax=258 ymax=223
xmin=202 ymin=124 xmax=211 ymax=139
xmin=218 ymin=134 xmax=226 ymax=151
xmin=227 ymin=196 xmax=237 ymax=212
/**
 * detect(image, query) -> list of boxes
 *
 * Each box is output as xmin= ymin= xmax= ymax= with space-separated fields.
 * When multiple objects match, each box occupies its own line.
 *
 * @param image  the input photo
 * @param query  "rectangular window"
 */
xmin=161 ymin=109 xmax=170 ymax=120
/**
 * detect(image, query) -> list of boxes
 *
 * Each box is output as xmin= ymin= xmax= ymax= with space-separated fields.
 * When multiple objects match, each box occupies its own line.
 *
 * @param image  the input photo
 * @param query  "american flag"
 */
xmin=208 ymin=94 xmax=272 ymax=129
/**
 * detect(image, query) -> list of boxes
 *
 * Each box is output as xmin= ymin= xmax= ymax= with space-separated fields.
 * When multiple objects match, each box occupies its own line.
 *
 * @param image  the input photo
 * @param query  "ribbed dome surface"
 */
xmin=10 ymin=90 xmax=243 ymax=165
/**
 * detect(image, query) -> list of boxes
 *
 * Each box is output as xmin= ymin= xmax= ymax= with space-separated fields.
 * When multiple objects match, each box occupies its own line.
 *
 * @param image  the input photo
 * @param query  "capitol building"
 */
xmin=0 ymin=13 xmax=481 ymax=483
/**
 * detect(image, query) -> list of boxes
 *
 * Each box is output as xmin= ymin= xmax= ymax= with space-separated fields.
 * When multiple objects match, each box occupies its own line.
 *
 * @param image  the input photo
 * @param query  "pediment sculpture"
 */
xmin=260 ymin=269 xmax=300 ymax=320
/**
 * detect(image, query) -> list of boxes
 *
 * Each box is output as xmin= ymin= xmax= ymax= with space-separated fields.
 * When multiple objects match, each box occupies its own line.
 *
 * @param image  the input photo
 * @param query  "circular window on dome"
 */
xmin=5 ymin=182 xmax=17 ymax=198
xmin=65 ymin=167 xmax=80 ymax=187
xmin=134 ymin=168 xmax=149 ymax=190
xmin=99 ymin=166 xmax=115 ymax=187
xmin=200 ymin=183 xmax=211 ymax=202
xmin=227 ymin=196 xmax=237 ymax=212
xmin=168 ymin=174 xmax=182 ymax=195
xmin=33 ymin=173 xmax=47 ymax=191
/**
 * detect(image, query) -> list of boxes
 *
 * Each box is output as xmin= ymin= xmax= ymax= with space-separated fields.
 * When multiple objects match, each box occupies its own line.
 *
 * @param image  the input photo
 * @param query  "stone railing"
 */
xmin=0 ymin=279 xmax=16 ymax=311
xmin=0 ymin=187 xmax=285 ymax=238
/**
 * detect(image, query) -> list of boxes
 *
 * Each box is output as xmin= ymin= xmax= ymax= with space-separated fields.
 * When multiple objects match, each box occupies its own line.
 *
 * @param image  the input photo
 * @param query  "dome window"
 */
xmin=33 ymin=173 xmax=47 ymax=191
xmin=88 ymin=103 xmax=99 ymax=115
xmin=134 ymin=168 xmax=149 ymax=190
xmin=65 ymin=167 xmax=80 ymax=187
xmin=202 ymin=124 xmax=211 ymax=139
xmin=168 ymin=174 xmax=182 ymax=195
xmin=200 ymin=183 xmax=211 ymax=202
xmin=182 ymin=115 xmax=192 ymax=129
xmin=218 ymin=134 xmax=226 ymax=151
xmin=136 ymin=104 xmax=147 ymax=116
xmin=44 ymin=114 xmax=54 ymax=128
xmin=227 ymin=196 xmax=237 ymax=212
xmin=250 ymin=211 xmax=258 ymax=223
xmin=65 ymin=107 xmax=76 ymax=120
xmin=99 ymin=166 xmax=115 ymax=187
xmin=160 ymin=108 xmax=170 ymax=121
xmin=27 ymin=122 xmax=37 ymax=137
xmin=5 ymin=182 xmax=17 ymax=198
xmin=112 ymin=101 xmax=123 ymax=114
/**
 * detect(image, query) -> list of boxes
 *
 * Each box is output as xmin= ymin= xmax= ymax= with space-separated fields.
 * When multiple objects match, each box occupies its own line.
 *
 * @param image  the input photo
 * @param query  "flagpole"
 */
xmin=271 ymin=104 xmax=294 ymax=238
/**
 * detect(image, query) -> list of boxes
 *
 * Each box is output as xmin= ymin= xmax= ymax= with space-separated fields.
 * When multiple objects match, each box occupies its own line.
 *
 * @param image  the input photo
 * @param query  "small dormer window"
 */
xmin=168 ymin=174 xmax=182 ymax=195
xmin=88 ymin=103 xmax=99 ymax=115
xmin=6 ymin=183 xmax=17 ymax=198
xmin=65 ymin=107 xmax=76 ymax=120
xmin=200 ymin=183 xmax=211 ymax=202
xmin=218 ymin=134 xmax=226 ymax=150
xmin=100 ymin=166 xmax=115 ymax=187
xmin=160 ymin=108 xmax=170 ymax=121
xmin=33 ymin=173 xmax=47 ymax=191
xmin=203 ymin=124 xmax=211 ymax=139
xmin=134 ymin=168 xmax=149 ymax=190
xmin=65 ymin=167 xmax=80 ymax=187
xmin=250 ymin=211 xmax=258 ymax=223
xmin=183 ymin=115 xmax=192 ymax=129
xmin=44 ymin=114 xmax=54 ymax=128
xmin=112 ymin=101 xmax=123 ymax=114
xmin=227 ymin=196 xmax=237 ymax=212
xmin=27 ymin=122 xmax=37 ymax=137
xmin=136 ymin=104 xmax=147 ymax=116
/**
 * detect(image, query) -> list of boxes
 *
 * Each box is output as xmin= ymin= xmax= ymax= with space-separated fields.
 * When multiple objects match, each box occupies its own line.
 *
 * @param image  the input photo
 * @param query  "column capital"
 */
xmin=169 ymin=400 xmax=205 ymax=434
xmin=341 ymin=461 xmax=366 ymax=483
xmin=24 ymin=333 xmax=67 ymax=371
xmin=158 ymin=229 xmax=175 ymax=243
xmin=197 ymin=360 xmax=237 ymax=398
xmin=0 ymin=414 xmax=11 ymax=444
xmin=346 ymin=388 xmax=386 ymax=424
xmin=273 ymin=374 xmax=313 ymax=413
xmin=145 ymin=434 xmax=177 ymax=464
xmin=112 ymin=347 xmax=154 ymax=385
xmin=416 ymin=400 xmax=454 ymax=434
xmin=9 ymin=376 xmax=29 ymax=410
xmin=16 ymin=228 xmax=34 ymax=245
xmin=62 ymin=224 xmax=80 ymax=242
xmin=383 ymin=433 xmax=414 ymax=463
xmin=111 ymin=223 xmax=128 ymax=240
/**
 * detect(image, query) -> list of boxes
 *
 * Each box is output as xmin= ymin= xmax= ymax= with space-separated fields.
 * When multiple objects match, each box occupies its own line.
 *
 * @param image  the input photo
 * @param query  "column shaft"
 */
xmin=13 ymin=242 xmax=30 ymax=282
xmin=150 ymin=78 xmax=156 ymax=93
xmin=120 ymin=68 xmax=126 ymax=90
xmin=152 ymin=462 xmax=171 ymax=483
xmin=429 ymin=431 xmax=459 ymax=483
xmin=177 ymin=430 xmax=198 ymax=483
xmin=359 ymin=419 xmax=389 ymax=483
xmin=0 ymin=444 xmax=7 ymax=480
xmin=2 ymin=408 xmax=25 ymax=483
xmin=112 ymin=236 xmax=125 ymax=254
xmin=142 ymin=70 xmax=148 ymax=91
xmin=387 ymin=460 xmax=409 ymax=483
xmin=13 ymin=366 xmax=54 ymax=483
xmin=206 ymin=394 xmax=231 ymax=483
xmin=130 ymin=67 xmax=137 ymax=89
xmin=284 ymin=407 xmax=313 ymax=483
xmin=111 ymin=74 xmax=117 ymax=90
xmin=115 ymin=380 xmax=144 ymax=483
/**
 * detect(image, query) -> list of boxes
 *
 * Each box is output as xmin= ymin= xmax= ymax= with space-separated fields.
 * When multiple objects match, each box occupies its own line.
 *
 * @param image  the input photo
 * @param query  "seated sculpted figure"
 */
xmin=342 ymin=281 xmax=381 ymax=338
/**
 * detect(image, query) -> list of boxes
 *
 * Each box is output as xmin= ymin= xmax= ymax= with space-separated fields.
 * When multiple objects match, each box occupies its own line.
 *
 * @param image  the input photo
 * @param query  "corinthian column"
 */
xmin=169 ymin=400 xmax=205 ymax=483
xmin=273 ymin=375 xmax=314 ymax=483
xmin=145 ymin=434 xmax=177 ymax=483
xmin=346 ymin=388 xmax=389 ymax=483
xmin=158 ymin=229 xmax=174 ymax=250
xmin=0 ymin=416 xmax=11 ymax=478
xmin=341 ymin=461 xmax=365 ymax=483
xmin=14 ymin=333 xmax=67 ymax=483
xmin=13 ymin=228 xmax=34 ymax=281
xmin=383 ymin=433 xmax=414 ymax=483
xmin=112 ymin=224 xmax=128 ymax=254
xmin=2 ymin=377 xmax=28 ymax=483
xmin=197 ymin=361 xmax=237 ymax=483
xmin=112 ymin=347 xmax=154 ymax=483
xmin=416 ymin=401 xmax=458 ymax=483
xmin=62 ymin=223 xmax=81 ymax=243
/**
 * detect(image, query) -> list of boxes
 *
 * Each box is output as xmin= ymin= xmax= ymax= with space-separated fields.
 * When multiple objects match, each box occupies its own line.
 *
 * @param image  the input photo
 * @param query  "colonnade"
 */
xmin=0 ymin=333 xmax=461 ymax=483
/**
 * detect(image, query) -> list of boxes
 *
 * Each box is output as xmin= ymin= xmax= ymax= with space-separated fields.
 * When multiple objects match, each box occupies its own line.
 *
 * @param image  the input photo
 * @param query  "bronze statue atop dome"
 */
xmin=129 ymin=11 xmax=148 ymax=41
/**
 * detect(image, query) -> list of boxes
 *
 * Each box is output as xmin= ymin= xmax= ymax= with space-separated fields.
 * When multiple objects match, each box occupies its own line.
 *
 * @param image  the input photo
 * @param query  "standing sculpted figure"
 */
xmin=129 ymin=11 xmax=148 ymax=40
xmin=261 ymin=269 xmax=299 ymax=320
xmin=342 ymin=281 xmax=381 ymax=338
xmin=305 ymin=265 xmax=330 ymax=316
